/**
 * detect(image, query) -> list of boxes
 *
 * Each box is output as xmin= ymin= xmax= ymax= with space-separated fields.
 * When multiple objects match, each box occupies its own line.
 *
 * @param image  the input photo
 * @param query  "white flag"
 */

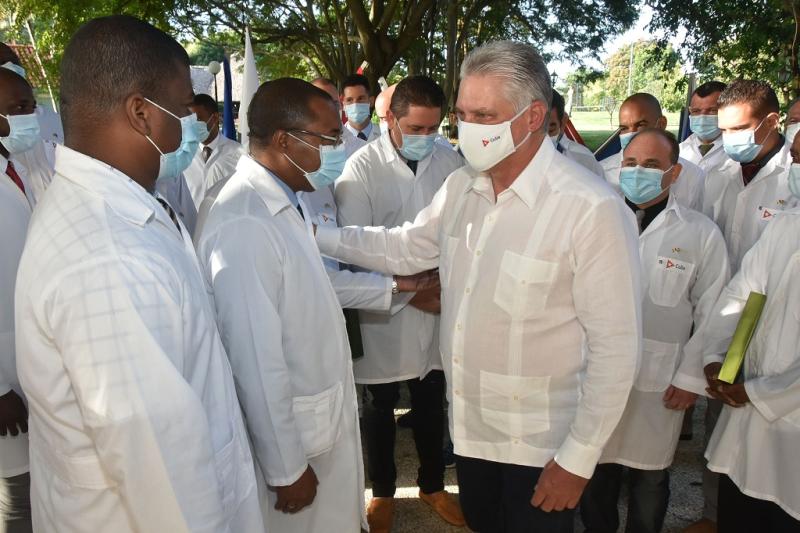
xmin=239 ymin=27 xmax=260 ymax=148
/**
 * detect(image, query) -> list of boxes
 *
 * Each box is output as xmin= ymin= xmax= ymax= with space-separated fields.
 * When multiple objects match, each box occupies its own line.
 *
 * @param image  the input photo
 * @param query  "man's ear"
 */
xmin=529 ymin=100 xmax=548 ymax=132
xmin=657 ymin=115 xmax=668 ymax=130
xmin=274 ymin=130 xmax=290 ymax=151
xmin=126 ymin=93 xmax=152 ymax=136
xmin=670 ymin=162 xmax=683 ymax=184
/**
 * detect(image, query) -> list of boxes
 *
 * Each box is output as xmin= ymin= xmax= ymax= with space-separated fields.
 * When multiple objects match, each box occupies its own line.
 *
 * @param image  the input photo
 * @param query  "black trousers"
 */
xmin=455 ymin=455 xmax=575 ymax=533
xmin=364 ymin=370 xmax=445 ymax=497
xmin=581 ymin=463 xmax=669 ymax=533
xmin=718 ymin=474 xmax=800 ymax=532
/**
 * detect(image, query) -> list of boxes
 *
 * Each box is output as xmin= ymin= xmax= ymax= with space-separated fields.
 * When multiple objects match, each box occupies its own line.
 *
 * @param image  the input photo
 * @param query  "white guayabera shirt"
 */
xmin=316 ymin=139 xmax=642 ymax=478
xmin=695 ymin=209 xmax=800 ymax=521
xmin=15 ymin=146 xmax=262 ymax=533
xmin=600 ymin=197 xmax=730 ymax=470
xmin=602 ymin=151 xmax=707 ymax=214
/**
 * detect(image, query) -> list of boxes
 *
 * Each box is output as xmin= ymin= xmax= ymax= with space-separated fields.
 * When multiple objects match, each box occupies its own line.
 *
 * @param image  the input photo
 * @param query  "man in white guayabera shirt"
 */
xmin=314 ymin=40 xmax=642 ymax=533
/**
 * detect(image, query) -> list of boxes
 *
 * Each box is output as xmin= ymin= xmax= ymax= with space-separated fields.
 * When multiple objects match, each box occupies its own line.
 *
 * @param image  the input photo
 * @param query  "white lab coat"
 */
xmin=0 ymin=154 xmax=35 ymax=479
xmin=600 ymin=197 xmax=730 ymax=469
xmin=15 ymin=146 xmax=262 ymax=533
xmin=317 ymin=140 xmax=642 ymax=479
xmin=183 ymin=134 xmax=244 ymax=209
xmin=342 ymin=128 xmax=367 ymax=158
xmin=696 ymin=209 xmax=800 ymax=521
xmin=334 ymin=133 xmax=465 ymax=384
xmin=298 ymin=186 xmax=394 ymax=311
xmin=601 ymin=152 xmax=706 ymax=213
xmin=196 ymin=155 xmax=366 ymax=532
xmin=15 ymin=139 xmax=56 ymax=203
xmin=701 ymin=139 xmax=797 ymax=272
xmin=558 ymin=136 xmax=604 ymax=177
xmin=679 ymin=133 xmax=730 ymax=175
xmin=156 ymin=172 xmax=198 ymax=237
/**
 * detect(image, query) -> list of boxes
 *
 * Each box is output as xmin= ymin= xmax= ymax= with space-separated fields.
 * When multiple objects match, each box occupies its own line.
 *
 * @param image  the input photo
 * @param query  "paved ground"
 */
xmin=363 ymin=392 xmax=709 ymax=532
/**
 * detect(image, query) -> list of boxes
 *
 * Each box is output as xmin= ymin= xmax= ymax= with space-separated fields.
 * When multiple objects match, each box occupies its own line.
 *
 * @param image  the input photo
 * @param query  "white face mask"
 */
xmin=786 ymin=122 xmax=800 ymax=143
xmin=458 ymin=105 xmax=532 ymax=172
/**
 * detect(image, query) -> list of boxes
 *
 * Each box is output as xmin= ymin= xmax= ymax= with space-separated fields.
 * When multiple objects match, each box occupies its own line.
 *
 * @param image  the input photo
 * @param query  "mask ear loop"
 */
xmin=284 ymin=132 xmax=322 ymax=174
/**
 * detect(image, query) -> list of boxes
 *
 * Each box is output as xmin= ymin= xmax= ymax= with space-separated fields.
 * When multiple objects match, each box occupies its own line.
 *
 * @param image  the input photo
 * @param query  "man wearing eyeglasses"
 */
xmin=194 ymin=78 xmax=369 ymax=532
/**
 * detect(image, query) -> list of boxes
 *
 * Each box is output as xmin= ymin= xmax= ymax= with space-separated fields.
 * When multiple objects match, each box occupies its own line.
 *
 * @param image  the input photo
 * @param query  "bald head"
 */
xmin=375 ymin=84 xmax=397 ymax=121
xmin=311 ymin=77 xmax=339 ymax=102
xmin=619 ymin=92 xmax=666 ymax=135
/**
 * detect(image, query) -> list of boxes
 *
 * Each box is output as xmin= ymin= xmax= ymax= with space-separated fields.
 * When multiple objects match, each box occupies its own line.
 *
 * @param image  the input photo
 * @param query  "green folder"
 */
xmin=718 ymin=292 xmax=767 ymax=384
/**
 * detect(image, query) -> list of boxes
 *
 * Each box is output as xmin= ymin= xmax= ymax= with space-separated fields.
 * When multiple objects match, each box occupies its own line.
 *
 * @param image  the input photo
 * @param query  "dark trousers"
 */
xmin=581 ymin=463 xmax=669 ymax=533
xmin=364 ymin=370 xmax=445 ymax=497
xmin=455 ymin=455 xmax=575 ymax=533
xmin=0 ymin=473 xmax=32 ymax=533
xmin=718 ymin=474 xmax=800 ymax=532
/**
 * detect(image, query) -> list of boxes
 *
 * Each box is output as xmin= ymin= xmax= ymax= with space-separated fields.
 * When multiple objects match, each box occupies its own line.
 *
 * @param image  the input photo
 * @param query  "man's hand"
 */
xmin=395 ymin=269 xmax=440 ymax=293
xmin=531 ymin=459 xmax=588 ymax=512
xmin=409 ymin=288 xmax=441 ymax=314
xmin=663 ymin=385 xmax=698 ymax=410
xmin=0 ymin=390 xmax=28 ymax=437
xmin=704 ymin=362 xmax=750 ymax=407
xmin=274 ymin=465 xmax=318 ymax=514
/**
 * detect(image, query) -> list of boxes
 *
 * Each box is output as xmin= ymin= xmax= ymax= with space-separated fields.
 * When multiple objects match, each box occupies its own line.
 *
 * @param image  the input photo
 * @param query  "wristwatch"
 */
xmin=391 ymin=277 xmax=399 ymax=294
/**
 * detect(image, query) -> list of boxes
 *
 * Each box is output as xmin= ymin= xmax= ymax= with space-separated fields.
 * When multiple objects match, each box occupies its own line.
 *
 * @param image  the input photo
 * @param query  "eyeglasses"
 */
xmin=290 ymin=129 xmax=343 ymax=147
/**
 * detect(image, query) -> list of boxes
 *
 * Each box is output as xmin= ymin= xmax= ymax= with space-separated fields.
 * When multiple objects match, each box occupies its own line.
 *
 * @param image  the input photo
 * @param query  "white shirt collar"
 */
xmin=203 ymin=131 xmax=221 ymax=150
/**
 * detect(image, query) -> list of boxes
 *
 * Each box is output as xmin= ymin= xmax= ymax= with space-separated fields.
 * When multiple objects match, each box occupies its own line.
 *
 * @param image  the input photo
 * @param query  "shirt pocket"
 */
xmin=439 ymin=236 xmax=459 ymax=289
xmin=291 ymin=381 xmax=344 ymax=459
xmin=634 ymin=339 xmax=681 ymax=393
xmin=479 ymin=370 xmax=551 ymax=438
xmin=493 ymin=251 xmax=558 ymax=318
xmin=648 ymin=256 xmax=695 ymax=308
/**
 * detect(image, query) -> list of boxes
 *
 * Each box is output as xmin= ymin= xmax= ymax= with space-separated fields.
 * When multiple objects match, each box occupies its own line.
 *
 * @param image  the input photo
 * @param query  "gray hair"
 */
xmin=460 ymin=41 xmax=552 ymax=114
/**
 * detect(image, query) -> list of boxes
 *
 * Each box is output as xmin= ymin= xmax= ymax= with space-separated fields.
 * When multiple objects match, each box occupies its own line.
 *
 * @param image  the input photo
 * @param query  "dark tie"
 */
xmin=202 ymin=146 xmax=212 ymax=162
xmin=157 ymin=198 xmax=182 ymax=235
xmin=698 ymin=143 xmax=713 ymax=156
xmin=406 ymin=159 xmax=418 ymax=175
xmin=5 ymin=161 xmax=25 ymax=194
xmin=296 ymin=203 xmax=305 ymax=220
xmin=357 ymin=132 xmax=367 ymax=141
xmin=741 ymin=163 xmax=760 ymax=186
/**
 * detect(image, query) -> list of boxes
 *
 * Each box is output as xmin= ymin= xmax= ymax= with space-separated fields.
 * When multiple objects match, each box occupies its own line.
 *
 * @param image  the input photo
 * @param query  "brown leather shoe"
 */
xmin=419 ymin=490 xmax=466 ymax=527
xmin=683 ymin=518 xmax=717 ymax=533
xmin=366 ymin=497 xmax=395 ymax=533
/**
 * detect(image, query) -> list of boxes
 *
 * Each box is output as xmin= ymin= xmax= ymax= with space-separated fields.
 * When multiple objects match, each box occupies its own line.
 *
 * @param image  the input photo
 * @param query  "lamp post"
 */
xmin=551 ymin=71 xmax=558 ymax=87
xmin=207 ymin=60 xmax=222 ymax=103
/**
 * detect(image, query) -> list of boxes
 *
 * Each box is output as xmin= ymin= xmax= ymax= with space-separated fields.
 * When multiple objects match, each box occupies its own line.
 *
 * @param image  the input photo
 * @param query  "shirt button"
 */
xmin=520 ymin=280 xmax=527 ymax=285
xmin=476 ymin=250 xmax=482 ymax=256
xmin=513 ymin=395 xmax=519 ymax=401
xmin=457 ymin=323 xmax=463 ymax=330
xmin=465 ymin=287 xmax=471 ymax=294
xmin=453 ymin=357 xmax=459 ymax=364
xmin=455 ymin=390 xmax=461 ymax=396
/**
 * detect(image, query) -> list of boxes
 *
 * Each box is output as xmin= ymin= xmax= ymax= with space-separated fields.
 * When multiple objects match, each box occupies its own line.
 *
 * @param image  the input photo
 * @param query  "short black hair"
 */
xmin=693 ymin=81 xmax=727 ymax=99
xmin=248 ymin=77 xmax=334 ymax=148
xmin=0 ymin=43 xmax=21 ymax=66
xmin=60 ymin=15 xmax=190 ymax=130
xmin=192 ymin=93 xmax=218 ymax=115
xmin=389 ymin=75 xmax=445 ymax=120
xmin=629 ymin=128 xmax=680 ymax=164
xmin=341 ymin=74 xmax=371 ymax=96
xmin=718 ymin=79 xmax=779 ymax=117
xmin=551 ymin=89 xmax=565 ymax=122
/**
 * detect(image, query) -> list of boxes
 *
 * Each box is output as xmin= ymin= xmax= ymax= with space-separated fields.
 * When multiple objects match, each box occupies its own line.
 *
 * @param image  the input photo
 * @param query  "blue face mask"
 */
xmin=619 ymin=165 xmax=673 ymax=205
xmin=789 ymin=163 xmax=800 ymax=200
xmin=143 ymin=98 xmax=204 ymax=180
xmin=0 ymin=111 xmax=40 ymax=154
xmin=344 ymin=103 xmax=371 ymax=125
xmin=619 ymin=131 xmax=637 ymax=151
xmin=395 ymin=122 xmax=436 ymax=161
xmin=689 ymin=114 xmax=721 ymax=141
xmin=284 ymin=133 xmax=348 ymax=190
xmin=1 ymin=62 xmax=25 ymax=79
xmin=722 ymin=116 xmax=768 ymax=163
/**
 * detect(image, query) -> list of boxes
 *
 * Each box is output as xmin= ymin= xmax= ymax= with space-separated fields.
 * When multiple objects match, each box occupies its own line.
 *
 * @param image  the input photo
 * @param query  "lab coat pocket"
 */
xmin=648 ymin=256 xmax=695 ymax=308
xmin=439 ymin=236 xmax=459 ymax=289
xmin=493 ymin=251 xmax=557 ymax=318
xmin=292 ymin=381 xmax=344 ymax=459
xmin=479 ymin=371 xmax=550 ymax=438
xmin=634 ymin=339 xmax=681 ymax=393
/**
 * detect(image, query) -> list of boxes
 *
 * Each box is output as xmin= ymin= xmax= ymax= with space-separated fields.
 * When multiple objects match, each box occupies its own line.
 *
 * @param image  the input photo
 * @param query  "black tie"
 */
xmin=296 ymin=203 xmax=305 ymax=220
xmin=202 ymin=146 xmax=212 ymax=162
xmin=406 ymin=159 xmax=418 ymax=175
xmin=157 ymin=198 xmax=182 ymax=235
xmin=357 ymin=132 xmax=367 ymax=141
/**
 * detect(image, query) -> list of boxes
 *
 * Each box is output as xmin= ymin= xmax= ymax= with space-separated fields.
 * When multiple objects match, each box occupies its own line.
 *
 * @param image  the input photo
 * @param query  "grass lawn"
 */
xmin=569 ymin=110 xmax=682 ymax=153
